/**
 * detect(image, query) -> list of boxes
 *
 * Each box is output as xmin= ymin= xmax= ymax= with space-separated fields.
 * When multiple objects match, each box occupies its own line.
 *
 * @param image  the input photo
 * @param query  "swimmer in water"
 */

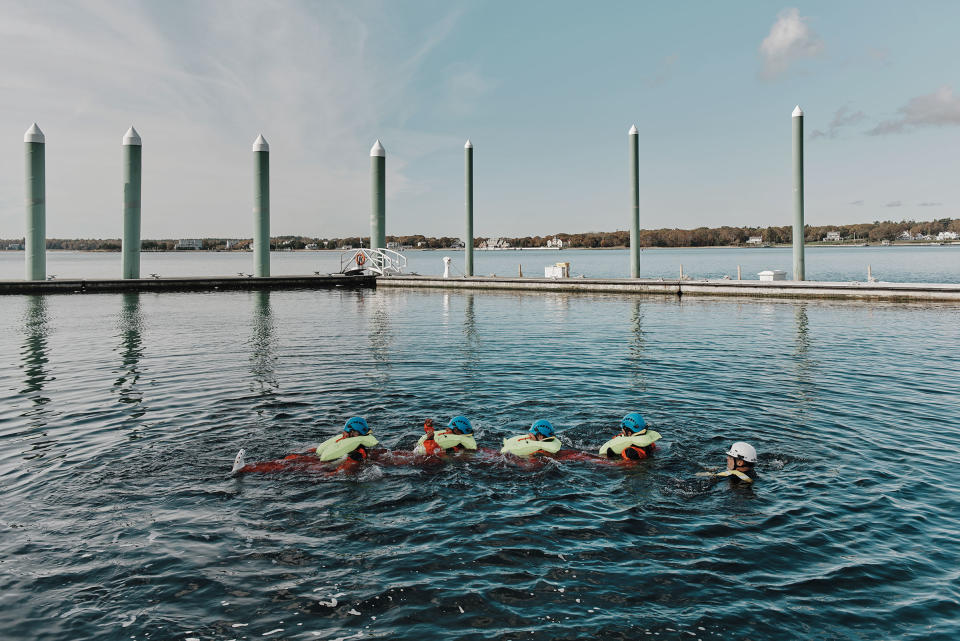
xmin=317 ymin=416 xmax=379 ymax=463
xmin=709 ymin=441 xmax=758 ymax=483
xmin=414 ymin=416 xmax=478 ymax=455
xmin=598 ymin=412 xmax=662 ymax=461
xmin=501 ymin=419 xmax=563 ymax=457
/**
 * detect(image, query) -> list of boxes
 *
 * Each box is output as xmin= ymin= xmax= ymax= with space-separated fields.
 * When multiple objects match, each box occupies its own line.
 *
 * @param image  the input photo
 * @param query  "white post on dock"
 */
xmin=24 ymin=123 xmax=46 ymax=281
xmin=252 ymin=134 xmax=270 ymax=277
xmin=465 ymin=140 xmax=474 ymax=276
xmin=737 ymin=264 xmax=742 ymax=280
xmin=629 ymin=125 xmax=640 ymax=278
xmin=370 ymin=140 xmax=386 ymax=250
xmin=442 ymin=256 xmax=451 ymax=278
xmin=792 ymin=106 xmax=806 ymax=281
xmin=122 ymin=127 xmax=142 ymax=279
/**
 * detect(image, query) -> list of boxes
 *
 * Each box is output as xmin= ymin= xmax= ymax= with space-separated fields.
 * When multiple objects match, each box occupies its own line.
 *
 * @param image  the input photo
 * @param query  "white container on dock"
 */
xmin=545 ymin=262 xmax=570 ymax=278
xmin=758 ymin=269 xmax=787 ymax=281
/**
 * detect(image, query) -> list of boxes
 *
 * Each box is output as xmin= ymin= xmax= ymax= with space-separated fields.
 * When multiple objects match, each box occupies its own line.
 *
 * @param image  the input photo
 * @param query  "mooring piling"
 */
xmin=629 ymin=124 xmax=640 ymax=278
xmin=792 ymin=106 xmax=805 ymax=281
xmin=370 ymin=140 xmax=386 ymax=251
xmin=24 ymin=123 xmax=46 ymax=281
xmin=465 ymin=139 xmax=474 ymax=277
xmin=122 ymin=127 xmax=142 ymax=279
xmin=252 ymin=134 xmax=270 ymax=277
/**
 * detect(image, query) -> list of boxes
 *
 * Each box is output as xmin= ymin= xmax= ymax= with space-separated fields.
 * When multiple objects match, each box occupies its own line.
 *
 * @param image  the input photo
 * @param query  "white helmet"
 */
xmin=725 ymin=442 xmax=757 ymax=464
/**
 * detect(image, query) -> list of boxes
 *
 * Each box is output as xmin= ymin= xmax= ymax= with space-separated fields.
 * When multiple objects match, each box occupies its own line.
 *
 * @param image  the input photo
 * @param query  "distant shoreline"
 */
xmin=2 ymin=242 xmax=957 ymax=254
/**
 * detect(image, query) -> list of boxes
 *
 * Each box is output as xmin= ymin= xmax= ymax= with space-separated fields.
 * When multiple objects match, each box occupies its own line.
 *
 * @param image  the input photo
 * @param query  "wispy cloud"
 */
xmin=646 ymin=54 xmax=678 ymax=88
xmin=867 ymin=86 xmax=960 ymax=135
xmin=0 ymin=1 xmax=465 ymax=237
xmin=850 ymin=200 xmax=864 ymax=206
xmin=918 ymin=201 xmax=942 ymax=207
xmin=885 ymin=201 xmax=902 ymax=207
xmin=810 ymin=105 xmax=867 ymax=140
xmin=759 ymin=8 xmax=823 ymax=80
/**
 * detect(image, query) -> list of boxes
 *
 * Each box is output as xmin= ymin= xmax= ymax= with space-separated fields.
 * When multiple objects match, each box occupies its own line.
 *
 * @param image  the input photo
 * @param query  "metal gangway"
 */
xmin=339 ymin=248 xmax=406 ymax=276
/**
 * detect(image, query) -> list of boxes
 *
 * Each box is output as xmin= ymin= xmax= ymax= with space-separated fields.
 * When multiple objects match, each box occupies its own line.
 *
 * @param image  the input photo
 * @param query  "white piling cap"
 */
xmin=24 ymin=123 xmax=45 ymax=143
xmin=792 ymin=105 xmax=804 ymax=117
xmin=465 ymin=139 xmax=472 ymax=149
xmin=629 ymin=124 xmax=638 ymax=135
xmin=370 ymin=139 xmax=385 ymax=157
xmin=252 ymin=134 xmax=269 ymax=152
xmin=123 ymin=126 xmax=142 ymax=146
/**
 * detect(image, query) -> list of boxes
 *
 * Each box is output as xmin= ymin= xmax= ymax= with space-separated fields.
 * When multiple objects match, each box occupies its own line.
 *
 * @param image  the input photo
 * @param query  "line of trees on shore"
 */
xmin=1 ymin=218 xmax=957 ymax=251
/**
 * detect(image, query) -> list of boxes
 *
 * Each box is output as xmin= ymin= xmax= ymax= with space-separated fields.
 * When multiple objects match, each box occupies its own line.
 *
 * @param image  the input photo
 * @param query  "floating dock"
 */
xmin=0 ymin=273 xmax=375 ymax=295
xmin=376 ymin=275 xmax=960 ymax=302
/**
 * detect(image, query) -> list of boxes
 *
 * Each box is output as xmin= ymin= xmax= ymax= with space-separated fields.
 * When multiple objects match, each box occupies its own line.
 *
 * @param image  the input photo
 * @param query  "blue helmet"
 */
xmin=343 ymin=416 xmax=370 ymax=435
xmin=620 ymin=412 xmax=646 ymax=433
xmin=530 ymin=419 xmax=556 ymax=438
xmin=448 ymin=415 xmax=474 ymax=434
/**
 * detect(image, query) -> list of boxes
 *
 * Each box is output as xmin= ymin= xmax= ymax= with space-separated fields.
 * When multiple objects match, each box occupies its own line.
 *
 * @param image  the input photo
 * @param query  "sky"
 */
xmin=1 ymin=0 xmax=959 ymax=239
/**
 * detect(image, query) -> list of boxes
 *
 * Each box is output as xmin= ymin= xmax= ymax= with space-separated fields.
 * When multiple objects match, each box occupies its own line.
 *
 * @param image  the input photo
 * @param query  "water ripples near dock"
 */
xmin=1 ymin=289 xmax=959 ymax=640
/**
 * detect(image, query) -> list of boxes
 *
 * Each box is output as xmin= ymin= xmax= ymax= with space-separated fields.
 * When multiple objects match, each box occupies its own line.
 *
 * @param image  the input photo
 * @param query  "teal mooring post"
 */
xmin=792 ymin=106 xmax=805 ymax=281
xmin=465 ymin=139 xmax=474 ymax=276
xmin=253 ymin=134 xmax=270 ymax=277
xmin=629 ymin=125 xmax=640 ymax=278
xmin=122 ymin=126 xmax=142 ymax=279
xmin=370 ymin=140 xmax=386 ymax=250
xmin=24 ymin=123 xmax=46 ymax=281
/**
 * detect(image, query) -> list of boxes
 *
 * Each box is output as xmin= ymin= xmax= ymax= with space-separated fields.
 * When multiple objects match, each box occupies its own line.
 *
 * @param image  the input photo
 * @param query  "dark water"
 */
xmin=1 ymin=289 xmax=959 ymax=640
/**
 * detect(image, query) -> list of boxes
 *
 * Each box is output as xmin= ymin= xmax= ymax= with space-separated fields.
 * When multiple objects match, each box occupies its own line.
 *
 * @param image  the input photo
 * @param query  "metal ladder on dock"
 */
xmin=340 ymin=248 xmax=407 ymax=276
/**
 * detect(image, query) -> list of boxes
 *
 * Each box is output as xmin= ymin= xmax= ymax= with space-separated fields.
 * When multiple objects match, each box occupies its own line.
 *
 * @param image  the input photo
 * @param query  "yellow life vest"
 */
xmin=413 ymin=431 xmax=478 ymax=454
xmin=500 ymin=434 xmax=562 ymax=457
xmin=598 ymin=430 xmax=662 ymax=457
xmin=315 ymin=434 xmax=379 ymax=462
xmin=715 ymin=469 xmax=753 ymax=483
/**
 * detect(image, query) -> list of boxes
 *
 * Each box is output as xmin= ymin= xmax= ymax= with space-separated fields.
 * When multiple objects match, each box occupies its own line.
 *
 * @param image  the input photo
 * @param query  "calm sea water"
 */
xmin=1 ymin=288 xmax=959 ymax=640
xmin=0 ymin=245 xmax=958 ymax=282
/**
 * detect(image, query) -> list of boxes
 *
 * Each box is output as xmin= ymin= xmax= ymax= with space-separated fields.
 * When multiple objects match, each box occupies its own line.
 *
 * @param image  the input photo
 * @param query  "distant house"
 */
xmin=305 ymin=243 xmax=318 ymax=250
xmin=936 ymin=231 xmax=958 ymax=241
xmin=6 ymin=243 xmax=23 ymax=250
xmin=386 ymin=241 xmax=402 ymax=250
xmin=746 ymin=236 xmax=763 ymax=245
xmin=824 ymin=231 xmax=842 ymax=242
xmin=545 ymin=237 xmax=565 ymax=248
xmin=174 ymin=239 xmax=203 ymax=250
xmin=897 ymin=231 xmax=914 ymax=240
xmin=480 ymin=237 xmax=511 ymax=249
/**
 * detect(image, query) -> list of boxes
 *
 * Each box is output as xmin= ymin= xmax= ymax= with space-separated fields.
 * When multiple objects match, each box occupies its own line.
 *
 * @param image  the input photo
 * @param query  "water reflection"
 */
xmin=461 ymin=294 xmax=481 ymax=373
xmin=793 ymin=304 xmax=816 ymax=410
xmin=114 ymin=292 xmax=145 ymax=418
xmin=249 ymin=290 xmax=278 ymax=394
xmin=628 ymin=299 xmax=647 ymax=393
xmin=19 ymin=296 xmax=55 ymax=460
xmin=20 ymin=296 xmax=52 ymax=403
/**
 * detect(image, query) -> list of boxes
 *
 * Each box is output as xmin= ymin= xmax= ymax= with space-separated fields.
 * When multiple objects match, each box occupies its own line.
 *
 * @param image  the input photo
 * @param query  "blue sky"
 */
xmin=1 ymin=1 xmax=958 ymax=239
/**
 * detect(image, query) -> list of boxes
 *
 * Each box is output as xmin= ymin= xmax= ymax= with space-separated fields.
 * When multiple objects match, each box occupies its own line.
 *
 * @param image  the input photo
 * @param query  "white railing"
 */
xmin=340 ymin=248 xmax=407 ymax=276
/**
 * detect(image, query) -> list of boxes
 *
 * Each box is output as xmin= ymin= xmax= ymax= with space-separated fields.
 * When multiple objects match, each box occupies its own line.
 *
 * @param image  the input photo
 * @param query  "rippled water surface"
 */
xmin=2 ymin=288 xmax=959 ymax=640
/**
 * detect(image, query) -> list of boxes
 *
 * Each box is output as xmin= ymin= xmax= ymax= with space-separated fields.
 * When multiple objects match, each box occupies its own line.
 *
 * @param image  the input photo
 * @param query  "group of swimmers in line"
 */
xmin=231 ymin=412 xmax=759 ymax=484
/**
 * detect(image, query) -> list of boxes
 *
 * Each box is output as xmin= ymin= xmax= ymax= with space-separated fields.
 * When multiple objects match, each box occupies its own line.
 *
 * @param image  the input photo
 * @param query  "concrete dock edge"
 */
xmin=375 ymin=275 xmax=960 ymax=302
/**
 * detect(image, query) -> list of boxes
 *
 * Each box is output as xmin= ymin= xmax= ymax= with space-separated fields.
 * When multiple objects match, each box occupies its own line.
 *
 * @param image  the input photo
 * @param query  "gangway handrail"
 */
xmin=340 ymin=247 xmax=406 ymax=276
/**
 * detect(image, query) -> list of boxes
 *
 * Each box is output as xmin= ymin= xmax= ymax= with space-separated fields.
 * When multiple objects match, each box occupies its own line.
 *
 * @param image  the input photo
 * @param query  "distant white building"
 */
xmin=175 ymin=239 xmax=203 ymax=250
xmin=305 ymin=243 xmax=318 ymax=250
xmin=936 ymin=231 xmax=958 ymax=241
xmin=898 ymin=231 xmax=914 ymax=240
xmin=824 ymin=231 xmax=842 ymax=242
xmin=545 ymin=237 xmax=565 ymax=248
xmin=6 ymin=243 xmax=23 ymax=250
xmin=480 ymin=237 xmax=511 ymax=249
xmin=746 ymin=236 xmax=763 ymax=245
xmin=386 ymin=241 xmax=402 ymax=250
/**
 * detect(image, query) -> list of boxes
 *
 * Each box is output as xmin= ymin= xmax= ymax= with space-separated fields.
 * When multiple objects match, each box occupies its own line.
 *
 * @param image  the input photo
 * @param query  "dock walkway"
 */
xmin=0 ymin=273 xmax=375 ymax=295
xmin=376 ymin=275 xmax=960 ymax=302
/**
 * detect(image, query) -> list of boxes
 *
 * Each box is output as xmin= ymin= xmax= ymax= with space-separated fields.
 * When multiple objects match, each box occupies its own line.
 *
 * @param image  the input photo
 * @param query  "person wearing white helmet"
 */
xmin=715 ymin=441 xmax=758 ymax=483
